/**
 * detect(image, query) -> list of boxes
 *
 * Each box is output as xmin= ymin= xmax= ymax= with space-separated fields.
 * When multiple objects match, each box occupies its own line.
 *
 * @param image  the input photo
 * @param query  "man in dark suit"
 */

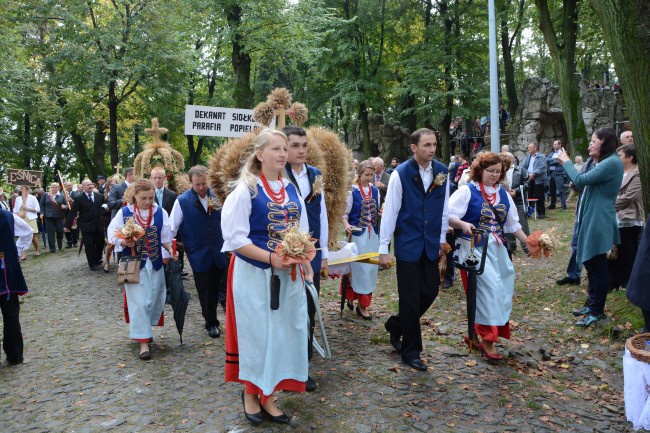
xmin=97 ymin=175 xmax=107 ymax=195
xmin=108 ymin=167 xmax=134 ymax=219
xmin=150 ymin=167 xmax=177 ymax=215
xmin=40 ymin=182 xmax=67 ymax=253
xmin=64 ymin=179 xmax=105 ymax=271
xmin=372 ymin=157 xmax=392 ymax=206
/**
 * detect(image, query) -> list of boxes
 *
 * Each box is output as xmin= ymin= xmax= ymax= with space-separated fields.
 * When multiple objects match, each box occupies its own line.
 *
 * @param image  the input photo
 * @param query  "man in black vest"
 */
xmin=40 ymin=182 xmax=67 ymax=253
xmin=169 ymin=166 xmax=227 ymax=338
xmin=283 ymin=125 xmax=329 ymax=391
xmin=0 ymin=209 xmax=33 ymax=365
xmin=379 ymin=128 xmax=450 ymax=371
xmin=64 ymin=179 xmax=105 ymax=271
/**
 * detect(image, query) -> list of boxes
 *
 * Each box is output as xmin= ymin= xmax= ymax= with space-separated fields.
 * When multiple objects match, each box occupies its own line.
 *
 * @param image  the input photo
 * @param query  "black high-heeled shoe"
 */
xmin=347 ymin=300 xmax=354 ymax=311
xmin=241 ymin=391 xmax=263 ymax=424
xmin=261 ymin=405 xmax=290 ymax=424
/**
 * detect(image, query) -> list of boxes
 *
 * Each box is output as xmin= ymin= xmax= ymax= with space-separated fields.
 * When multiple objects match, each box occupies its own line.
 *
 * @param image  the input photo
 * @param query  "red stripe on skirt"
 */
xmin=224 ymin=254 xmax=305 ymax=403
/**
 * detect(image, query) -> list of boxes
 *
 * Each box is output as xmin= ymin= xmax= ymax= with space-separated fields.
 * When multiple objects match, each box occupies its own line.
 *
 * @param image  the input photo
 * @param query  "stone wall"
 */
xmin=508 ymin=77 xmax=626 ymax=161
xmin=346 ymin=77 xmax=626 ymax=164
xmin=348 ymin=114 xmax=411 ymax=163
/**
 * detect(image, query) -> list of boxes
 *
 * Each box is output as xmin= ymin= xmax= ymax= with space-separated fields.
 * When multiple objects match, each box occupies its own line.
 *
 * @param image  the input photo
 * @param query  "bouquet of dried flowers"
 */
xmin=526 ymin=230 xmax=556 ymax=258
xmin=114 ymin=217 xmax=146 ymax=255
xmin=274 ymin=223 xmax=317 ymax=281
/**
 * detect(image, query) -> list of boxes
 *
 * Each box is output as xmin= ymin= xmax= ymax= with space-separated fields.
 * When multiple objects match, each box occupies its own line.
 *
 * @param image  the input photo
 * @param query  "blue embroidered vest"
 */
xmin=122 ymin=206 xmax=164 ymax=271
xmin=348 ymin=185 xmax=379 ymax=236
xmin=460 ymin=183 xmax=510 ymax=247
xmin=236 ymin=183 xmax=302 ymax=269
xmin=177 ymin=189 xmax=227 ymax=272
xmin=0 ymin=210 xmax=29 ymax=297
xmin=394 ymin=158 xmax=448 ymax=262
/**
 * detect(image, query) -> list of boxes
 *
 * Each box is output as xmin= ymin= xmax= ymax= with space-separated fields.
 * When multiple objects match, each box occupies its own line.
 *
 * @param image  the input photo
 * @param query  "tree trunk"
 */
xmin=108 ymin=80 xmax=119 ymax=169
xmin=534 ymin=0 xmax=589 ymax=156
xmin=225 ymin=3 xmax=254 ymax=108
xmin=70 ymin=131 xmax=95 ymax=180
xmin=93 ymin=119 xmax=106 ymax=178
xmin=499 ymin=6 xmax=517 ymax=115
xmin=590 ymin=0 xmax=650 ymax=210
xmin=22 ymin=112 xmax=31 ymax=169
xmin=358 ymin=102 xmax=372 ymax=158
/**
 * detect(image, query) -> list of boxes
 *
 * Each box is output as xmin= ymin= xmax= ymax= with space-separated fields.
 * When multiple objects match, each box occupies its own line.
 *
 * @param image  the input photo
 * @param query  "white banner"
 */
xmin=184 ymin=105 xmax=275 ymax=138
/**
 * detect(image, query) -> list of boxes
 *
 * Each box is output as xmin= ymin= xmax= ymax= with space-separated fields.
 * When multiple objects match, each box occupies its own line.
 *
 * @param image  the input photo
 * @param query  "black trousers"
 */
xmin=45 ymin=217 xmax=64 ymax=251
xmin=386 ymin=254 xmax=440 ymax=360
xmin=0 ymin=295 xmax=23 ymax=363
xmin=306 ymin=251 xmax=322 ymax=361
xmin=81 ymin=230 xmax=104 ymax=268
xmin=608 ymin=226 xmax=643 ymax=289
xmin=192 ymin=264 xmax=225 ymax=329
xmin=65 ymin=227 xmax=79 ymax=246
xmin=584 ymin=253 xmax=609 ymax=315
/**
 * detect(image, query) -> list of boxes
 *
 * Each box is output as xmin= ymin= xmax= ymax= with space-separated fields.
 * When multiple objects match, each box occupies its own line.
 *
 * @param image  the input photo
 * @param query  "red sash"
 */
xmin=48 ymin=193 xmax=65 ymax=219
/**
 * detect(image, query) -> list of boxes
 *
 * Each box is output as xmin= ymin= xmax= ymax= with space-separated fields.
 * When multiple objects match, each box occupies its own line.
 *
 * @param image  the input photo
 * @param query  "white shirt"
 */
xmin=12 ymin=214 xmax=34 ymax=254
xmin=168 ymin=191 xmax=211 ymax=239
xmin=291 ymin=165 xmax=329 ymax=258
xmin=221 ymin=178 xmax=309 ymax=252
xmin=378 ymin=162 xmax=450 ymax=255
xmin=448 ymin=182 xmax=522 ymax=234
xmin=13 ymin=195 xmax=40 ymax=221
xmin=107 ymin=203 xmax=172 ymax=258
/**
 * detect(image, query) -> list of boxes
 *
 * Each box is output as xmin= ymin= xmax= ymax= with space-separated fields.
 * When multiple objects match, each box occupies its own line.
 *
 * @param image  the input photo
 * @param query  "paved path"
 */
xmin=0 ymin=234 xmax=634 ymax=432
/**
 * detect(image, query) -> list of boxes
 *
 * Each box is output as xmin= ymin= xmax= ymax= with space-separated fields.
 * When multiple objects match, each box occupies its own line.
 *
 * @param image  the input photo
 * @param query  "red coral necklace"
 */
xmin=479 ymin=182 xmax=497 ymax=205
xmin=133 ymin=203 xmax=153 ymax=228
xmin=260 ymin=173 xmax=286 ymax=204
xmin=358 ymin=182 xmax=372 ymax=201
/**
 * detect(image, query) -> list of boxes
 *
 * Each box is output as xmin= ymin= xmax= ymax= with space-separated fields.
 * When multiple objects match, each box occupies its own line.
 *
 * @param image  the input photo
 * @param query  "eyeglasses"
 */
xmin=485 ymin=169 xmax=502 ymax=175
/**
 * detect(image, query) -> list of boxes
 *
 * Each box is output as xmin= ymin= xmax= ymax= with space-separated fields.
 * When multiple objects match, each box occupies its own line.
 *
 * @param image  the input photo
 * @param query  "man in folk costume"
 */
xmin=0 ymin=209 xmax=33 ymax=365
xmin=282 ymin=125 xmax=328 ymax=392
xmin=40 ymin=182 xmax=67 ymax=253
xmin=64 ymin=179 xmax=105 ymax=271
xmin=379 ymin=128 xmax=450 ymax=371
xmin=169 ymin=165 xmax=227 ymax=338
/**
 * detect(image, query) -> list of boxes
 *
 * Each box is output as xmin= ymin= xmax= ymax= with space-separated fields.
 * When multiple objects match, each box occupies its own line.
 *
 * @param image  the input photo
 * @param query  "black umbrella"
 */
xmin=453 ymin=229 xmax=489 ymax=348
xmin=166 ymin=258 xmax=190 ymax=344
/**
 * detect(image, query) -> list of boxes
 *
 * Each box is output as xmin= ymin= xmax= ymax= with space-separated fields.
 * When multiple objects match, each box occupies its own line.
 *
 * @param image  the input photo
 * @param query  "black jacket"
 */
xmin=65 ymin=191 xmax=104 ymax=233
xmin=626 ymin=215 xmax=650 ymax=310
xmin=156 ymin=187 xmax=177 ymax=216
xmin=40 ymin=193 xmax=67 ymax=219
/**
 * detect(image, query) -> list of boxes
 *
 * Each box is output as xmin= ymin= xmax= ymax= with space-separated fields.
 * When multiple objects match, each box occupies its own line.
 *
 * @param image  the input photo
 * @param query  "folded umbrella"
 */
xmin=166 ymin=258 xmax=190 ymax=344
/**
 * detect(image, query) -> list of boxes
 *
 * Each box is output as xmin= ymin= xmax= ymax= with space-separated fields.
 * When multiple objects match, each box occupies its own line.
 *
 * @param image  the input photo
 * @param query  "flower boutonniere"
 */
xmin=307 ymin=175 xmax=324 ymax=203
xmin=207 ymin=196 xmax=218 ymax=215
xmin=428 ymin=172 xmax=448 ymax=193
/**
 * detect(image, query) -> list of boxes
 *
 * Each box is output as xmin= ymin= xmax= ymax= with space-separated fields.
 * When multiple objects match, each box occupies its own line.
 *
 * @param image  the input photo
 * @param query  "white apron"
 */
xmin=124 ymin=259 xmax=166 ymax=340
xmin=455 ymin=238 xmax=514 ymax=326
xmin=349 ymin=228 xmax=380 ymax=295
xmin=232 ymin=258 xmax=308 ymax=396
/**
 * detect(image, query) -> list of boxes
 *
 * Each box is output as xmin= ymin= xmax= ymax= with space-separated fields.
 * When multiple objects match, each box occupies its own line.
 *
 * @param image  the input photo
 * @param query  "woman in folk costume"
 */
xmin=221 ymin=129 xmax=313 ymax=425
xmin=342 ymin=159 xmax=380 ymax=320
xmin=107 ymin=179 xmax=176 ymax=360
xmin=448 ymin=152 xmax=529 ymax=361
xmin=13 ymin=186 xmax=41 ymax=259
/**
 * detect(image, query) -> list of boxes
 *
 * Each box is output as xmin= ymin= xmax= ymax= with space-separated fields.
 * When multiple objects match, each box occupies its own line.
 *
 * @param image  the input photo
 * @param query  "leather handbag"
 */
xmin=117 ymin=254 xmax=141 ymax=285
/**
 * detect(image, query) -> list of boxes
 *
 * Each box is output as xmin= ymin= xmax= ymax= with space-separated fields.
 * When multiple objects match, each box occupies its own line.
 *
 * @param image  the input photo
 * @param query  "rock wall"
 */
xmin=508 ymin=77 xmax=626 ymax=161
xmin=348 ymin=114 xmax=411 ymax=163
xmin=346 ymin=77 xmax=626 ymax=164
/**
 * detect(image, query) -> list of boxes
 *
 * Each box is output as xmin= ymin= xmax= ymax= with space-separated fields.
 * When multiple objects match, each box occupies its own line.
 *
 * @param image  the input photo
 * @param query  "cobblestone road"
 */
xmin=0 ymin=240 xmax=634 ymax=433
